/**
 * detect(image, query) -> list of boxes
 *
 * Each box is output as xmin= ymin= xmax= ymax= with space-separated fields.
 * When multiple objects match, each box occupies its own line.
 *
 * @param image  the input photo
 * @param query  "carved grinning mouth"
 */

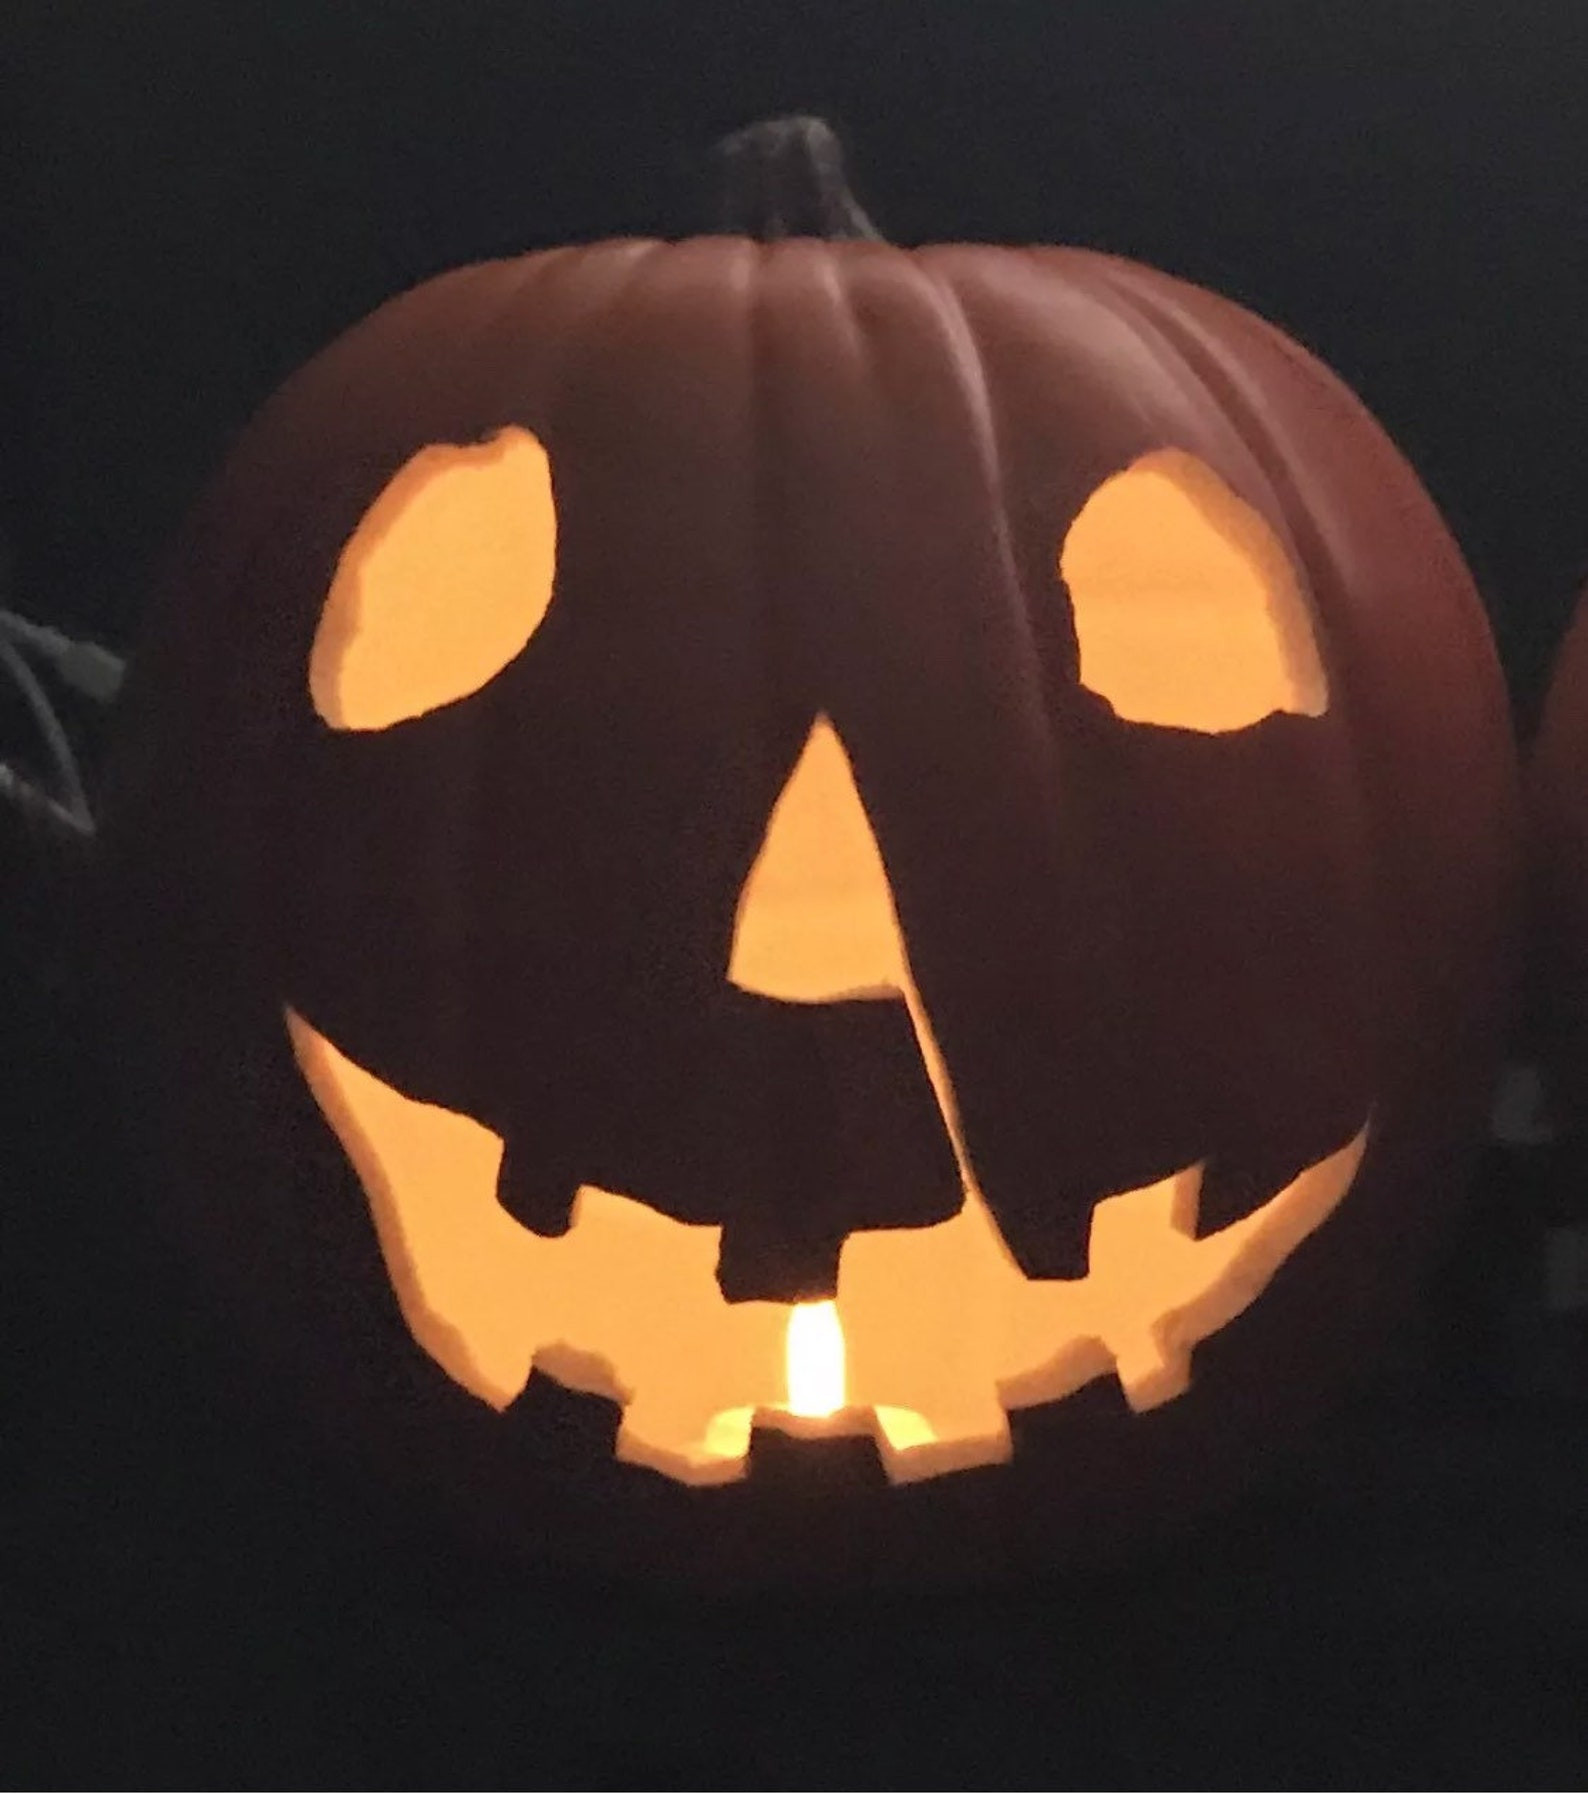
xmin=287 ymin=718 xmax=1367 ymax=1487
xmin=287 ymin=1004 xmax=1366 ymax=1488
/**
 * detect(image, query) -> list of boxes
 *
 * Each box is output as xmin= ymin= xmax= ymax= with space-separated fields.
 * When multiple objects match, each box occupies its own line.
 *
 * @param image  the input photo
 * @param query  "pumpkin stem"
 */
xmin=711 ymin=115 xmax=884 ymax=243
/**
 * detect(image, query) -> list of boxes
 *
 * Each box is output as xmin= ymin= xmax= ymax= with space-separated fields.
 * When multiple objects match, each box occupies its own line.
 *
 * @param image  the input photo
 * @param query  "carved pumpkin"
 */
xmin=104 ymin=119 xmax=1518 ymax=1583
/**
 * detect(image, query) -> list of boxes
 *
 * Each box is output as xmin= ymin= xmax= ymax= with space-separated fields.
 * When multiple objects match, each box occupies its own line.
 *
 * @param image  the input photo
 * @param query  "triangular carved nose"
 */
xmin=729 ymin=717 xmax=909 ymax=1003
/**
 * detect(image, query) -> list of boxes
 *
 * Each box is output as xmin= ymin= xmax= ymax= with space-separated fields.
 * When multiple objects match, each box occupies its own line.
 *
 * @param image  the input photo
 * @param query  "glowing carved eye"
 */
xmin=1059 ymin=449 xmax=1327 ymax=733
xmin=309 ymin=426 xmax=558 ymax=730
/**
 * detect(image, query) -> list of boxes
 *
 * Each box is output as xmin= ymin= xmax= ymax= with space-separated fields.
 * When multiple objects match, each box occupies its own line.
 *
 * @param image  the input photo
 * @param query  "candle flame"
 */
xmin=785 ymin=1301 xmax=846 ymax=1418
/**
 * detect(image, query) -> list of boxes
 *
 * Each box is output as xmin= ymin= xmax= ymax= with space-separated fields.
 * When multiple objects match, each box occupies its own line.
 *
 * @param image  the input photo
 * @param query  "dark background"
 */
xmin=7 ymin=1 xmax=1588 ymax=1786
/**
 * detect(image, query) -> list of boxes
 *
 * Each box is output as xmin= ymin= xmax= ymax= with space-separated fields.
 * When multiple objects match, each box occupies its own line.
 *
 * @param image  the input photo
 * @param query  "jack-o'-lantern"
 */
xmin=103 ymin=117 xmax=1518 ymax=1585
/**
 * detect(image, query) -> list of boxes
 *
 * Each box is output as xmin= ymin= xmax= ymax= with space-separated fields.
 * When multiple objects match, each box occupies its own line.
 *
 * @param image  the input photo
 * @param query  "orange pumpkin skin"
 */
xmin=102 ymin=223 xmax=1518 ymax=1588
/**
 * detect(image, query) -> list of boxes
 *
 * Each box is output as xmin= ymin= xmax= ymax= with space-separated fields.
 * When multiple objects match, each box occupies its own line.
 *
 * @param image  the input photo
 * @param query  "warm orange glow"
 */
xmin=786 ymin=1302 xmax=846 ymax=1417
xmin=1061 ymin=449 xmax=1327 ymax=733
xmin=728 ymin=718 xmax=976 ymax=1229
xmin=729 ymin=718 xmax=907 ymax=1002
xmin=309 ymin=428 xmax=558 ymax=731
xmin=285 ymin=1010 xmax=795 ymax=1483
xmin=288 ymin=994 xmax=1363 ymax=1488
xmin=289 ymin=679 xmax=1362 ymax=1487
